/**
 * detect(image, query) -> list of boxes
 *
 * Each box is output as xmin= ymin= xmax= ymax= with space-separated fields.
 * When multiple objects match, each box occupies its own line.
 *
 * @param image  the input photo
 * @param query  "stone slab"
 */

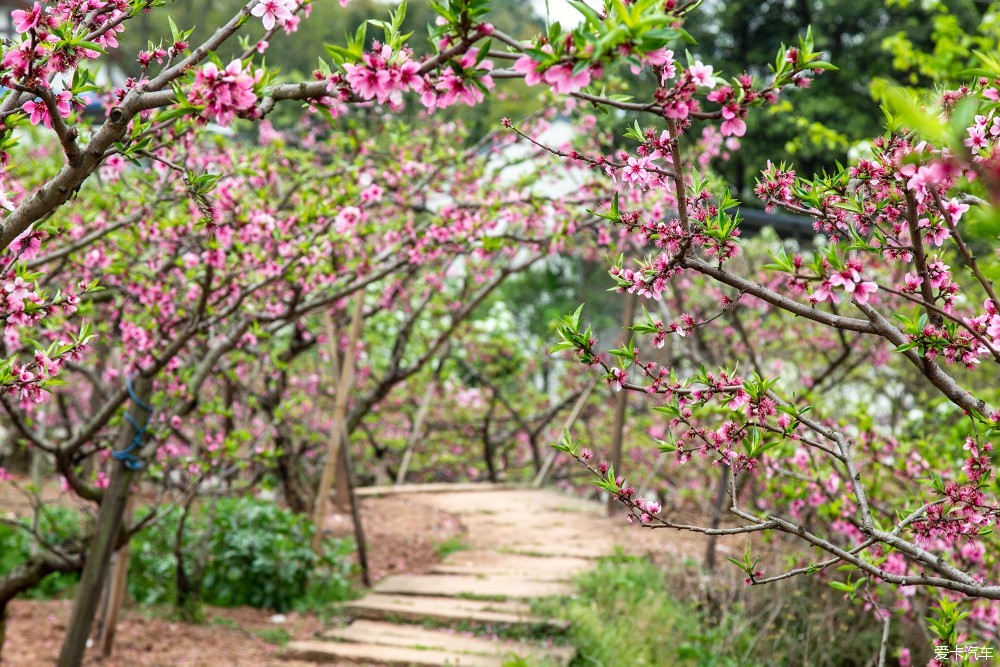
xmin=319 ymin=620 xmax=574 ymax=664
xmin=283 ymin=640 xmax=507 ymax=666
xmin=374 ymin=574 xmax=574 ymax=599
xmin=354 ymin=483 xmax=514 ymax=497
xmin=340 ymin=593 xmax=569 ymax=630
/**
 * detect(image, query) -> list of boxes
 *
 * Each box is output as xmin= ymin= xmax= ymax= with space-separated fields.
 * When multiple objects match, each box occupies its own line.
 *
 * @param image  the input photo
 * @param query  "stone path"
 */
xmin=283 ymin=484 xmax=619 ymax=666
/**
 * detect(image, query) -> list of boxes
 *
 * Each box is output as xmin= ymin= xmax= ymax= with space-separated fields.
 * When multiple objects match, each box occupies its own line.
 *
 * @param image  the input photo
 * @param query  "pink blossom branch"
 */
xmin=855 ymin=301 xmax=997 ymax=419
xmin=931 ymin=189 xmax=1000 ymax=313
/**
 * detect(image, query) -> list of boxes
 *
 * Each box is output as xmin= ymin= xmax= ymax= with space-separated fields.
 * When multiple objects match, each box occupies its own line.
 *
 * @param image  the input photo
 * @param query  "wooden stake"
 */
xmin=395 ymin=380 xmax=436 ymax=485
xmin=96 ymin=497 xmax=134 ymax=656
xmin=636 ymin=452 xmax=668 ymax=499
xmin=337 ymin=430 xmax=370 ymax=587
xmin=608 ymin=292 xmax=638 ymax=515
xmin=532 ymin=380 xmax=596 ymax=488
xmin=311 ymin=296 xmax=364 ymax=554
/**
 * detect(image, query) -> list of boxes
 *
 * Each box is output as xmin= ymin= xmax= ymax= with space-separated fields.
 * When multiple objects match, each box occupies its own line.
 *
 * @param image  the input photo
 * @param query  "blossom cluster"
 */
xmin=188 ymin=60 xmax=262 ymax=127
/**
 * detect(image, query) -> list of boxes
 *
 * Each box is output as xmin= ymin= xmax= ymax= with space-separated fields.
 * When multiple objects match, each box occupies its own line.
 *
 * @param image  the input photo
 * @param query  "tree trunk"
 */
xmin=0 ymin=552 xmax=85 ymax=660
xmin=58 ymin=377 xmax=152 ymax=667
xmin=275 ymin=427 xmax=312 ymax=514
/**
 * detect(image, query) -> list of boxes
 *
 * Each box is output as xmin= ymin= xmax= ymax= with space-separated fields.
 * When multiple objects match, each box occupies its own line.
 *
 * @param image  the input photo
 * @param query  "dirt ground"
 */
xmin=1 ymin=493 xmax=466 ymax=667
xmin=331 ymin=494 xmax=466 ymax=583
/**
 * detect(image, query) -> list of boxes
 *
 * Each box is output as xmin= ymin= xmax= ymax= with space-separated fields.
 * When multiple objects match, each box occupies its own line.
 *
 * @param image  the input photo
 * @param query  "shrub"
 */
xmin=0 ymin=506 xmax=84 ymax=599
xmin=129 ymin=496 xmax=355 ymax=613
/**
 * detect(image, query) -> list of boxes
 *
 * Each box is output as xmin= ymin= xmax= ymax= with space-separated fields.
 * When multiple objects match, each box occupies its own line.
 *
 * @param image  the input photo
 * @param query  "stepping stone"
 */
xmin=505 ymin=543 xmax=613 ymax=559
xmin=354 ymin=483 xmax=513 ymax=497
xmin=374 ymin=574 xmax=574 ymax=599
xmin=318 ymin=620 xmax=576 ymax=665
xmin=340 ymin=593 xmax=569 ymax=630
xmin=431 ymin=552 xmax=591 ymax=581
xmin=283 ymin=639 xmax=508 ymax=665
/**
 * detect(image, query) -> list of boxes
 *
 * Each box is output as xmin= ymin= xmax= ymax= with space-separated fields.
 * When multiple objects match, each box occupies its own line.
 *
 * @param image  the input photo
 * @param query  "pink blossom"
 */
xmin=811 ymin=280 xmax=836 ymax=304
xmin=542 ymin=63 xmax=591 ymax=95
xmin=252 ymin=0 xmax=296 ymax=29
xmin=943 ymin=197 xmax=970 ymax=222
xmin=513 ymin=56 xmax=543 ymax=86
xmin=22 ymin=100 xmax=51 ymax=128
xmin=987 ymin=313 xmax=1000 ymax=343
xmin=651 ymin=49 xmax=676 ymax=84
xmin=334 ymin=206 xmax=362 ymax=234
xmin=621 ymin=157 xmax=651 ymax=189
xmin=343 ymin=47 xmax=424 ymax=108
xmin=5 ymin=276 xmax=35 ymax=310
xmin=720 ymin=117 xmax=746 ymax=137
xmin=663 ymin=99 xmax=689 ymax=120
xmin=9 ymin=231 xmax=41 ymax=261
xmin=360 ymin=184 xmax=383 ymax=203
xmin=688 ymin=61 xmax=715 ymax=88
xmin=281 ymin=14 xmax=300 ymax=34
xmin=965 ymin=125 xmax=988 ymax=150
xmin=727 ymin=389 xmax=750 ymax=411
xmin=851 ymin=280 xmax=878 ymax=305
xmin=902 ymin=273 xmax=923 ymax=292
xmin=608 ymin=367 xmax=625 ymax=391
xmin=959 ymin=540 xmax=985 ymax=563
xmin=917 ymin=217 xmax=950 ymax=247
xmin=828 ymin=265 xmax=878 ymax=304
xmin=12 ymin=2 xmax=43 ymax=33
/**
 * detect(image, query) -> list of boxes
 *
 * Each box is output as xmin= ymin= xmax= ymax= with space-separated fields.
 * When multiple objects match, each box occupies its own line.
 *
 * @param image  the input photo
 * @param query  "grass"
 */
xmin=534 ymin=555 xmax=746 ymax=667
xmin=455 ymin=592 xmax=510 ymax=602
xmin=253 ymin=626 xmax=292 ymax=646
xmin=435 ymin=537 xmax=471 ymax=559
xmin=410 ymin=615 xmax=570 ymax=642
xmin=533 ymin=553 xmax=892 ymax=667
xmin=208 ymin=613 xmax=292 ymax=646
xmin=209 ymin=615 xmax=240 ymax=630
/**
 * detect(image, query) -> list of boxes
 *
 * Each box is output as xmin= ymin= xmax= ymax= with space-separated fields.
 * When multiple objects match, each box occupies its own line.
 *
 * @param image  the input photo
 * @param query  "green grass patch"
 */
xmin=253 ymin=626 xmax=292 ymax=646
xmin=435 ymin=537 xmax=471 ymax=559
xmin=534 ymin=553 xmax=890 ymax=667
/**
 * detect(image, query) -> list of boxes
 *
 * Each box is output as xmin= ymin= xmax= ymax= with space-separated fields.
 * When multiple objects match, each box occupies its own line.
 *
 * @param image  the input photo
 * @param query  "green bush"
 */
xmin=127 ymin=505 xmax=180 ymax=606
xmin=129 ymin=496 xmax=355 ymax=613
xmin=0 ymin=505 xmax=85 ymax=599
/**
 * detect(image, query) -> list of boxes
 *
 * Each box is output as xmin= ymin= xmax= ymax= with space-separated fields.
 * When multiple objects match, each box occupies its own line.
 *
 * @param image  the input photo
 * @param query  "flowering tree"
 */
xmin=3 ymin=0 xmax=1000 ymax=663
xmin=0 ymin=1 xmax=561 ymax=658
xmin=0 ymin=23 xmax=607 ymax=652
xmin=481 ymin=1 xmax=1000 ymax=657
